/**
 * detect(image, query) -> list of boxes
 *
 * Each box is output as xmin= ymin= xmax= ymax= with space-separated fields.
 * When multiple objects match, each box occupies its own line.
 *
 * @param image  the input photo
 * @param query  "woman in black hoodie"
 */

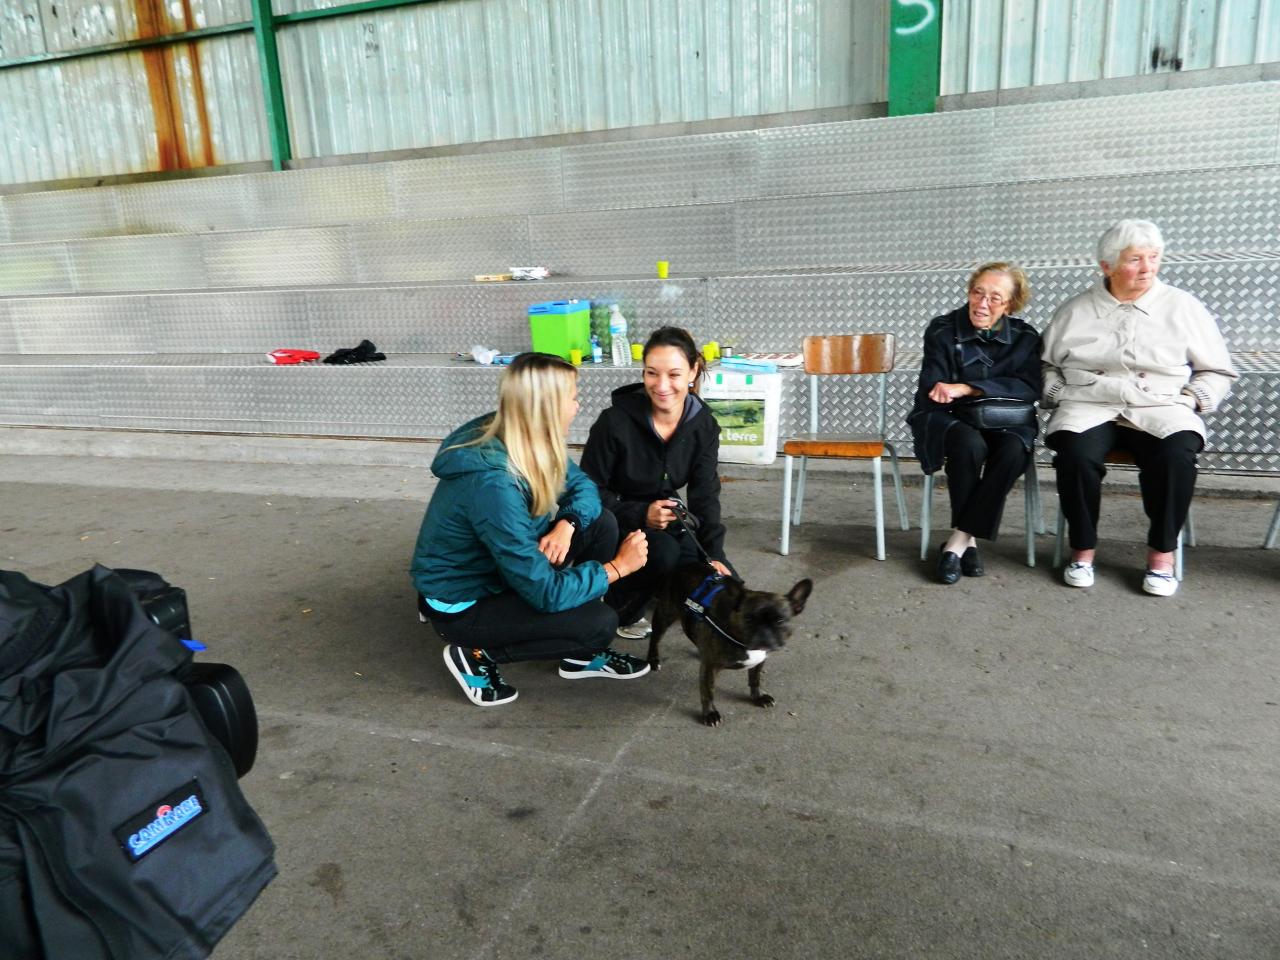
xmin=581 ymin=327 xmax=732 ymax=635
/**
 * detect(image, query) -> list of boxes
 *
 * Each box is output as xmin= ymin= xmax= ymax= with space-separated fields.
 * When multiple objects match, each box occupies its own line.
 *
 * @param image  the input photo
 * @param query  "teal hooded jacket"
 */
xmin=409 ymin=414 xmax=607 ymax=613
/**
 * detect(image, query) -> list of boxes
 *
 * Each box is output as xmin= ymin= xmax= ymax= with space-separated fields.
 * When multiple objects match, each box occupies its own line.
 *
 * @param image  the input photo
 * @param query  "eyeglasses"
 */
xmin=969 ymin=289 xmax=1009 ymax=307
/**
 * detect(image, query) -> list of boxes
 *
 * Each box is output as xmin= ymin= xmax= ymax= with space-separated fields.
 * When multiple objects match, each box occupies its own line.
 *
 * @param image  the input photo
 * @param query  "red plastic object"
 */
xmin=266 ymin=349 xmax=321 ymax=365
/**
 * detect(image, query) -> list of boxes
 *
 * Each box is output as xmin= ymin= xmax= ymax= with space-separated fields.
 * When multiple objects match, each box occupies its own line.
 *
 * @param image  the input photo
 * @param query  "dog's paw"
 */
xmin=752 ymin=693 xmax=775 ymax=709
xmin=701 ymin=709 xmax=722 ymax=727
xmin=648 ymin=658 xmax=662 ymax=671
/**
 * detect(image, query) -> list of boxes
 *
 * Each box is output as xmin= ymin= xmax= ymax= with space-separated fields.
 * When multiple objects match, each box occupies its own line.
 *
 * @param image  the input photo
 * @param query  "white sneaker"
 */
xmin=1063 ymin=561 xmax=1095 ymax=588
xmin=1142 ymin=569 xmax=1179 ymax=597
xmin=615 ymin=616 xmax=651 ymax=640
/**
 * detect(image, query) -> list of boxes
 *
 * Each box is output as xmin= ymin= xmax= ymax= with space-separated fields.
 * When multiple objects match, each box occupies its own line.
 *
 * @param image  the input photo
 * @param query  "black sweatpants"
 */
xmin=942 ymin=422 xmax=1032 ymax=541
xmin=425 ymin=511 xmax=620 ymax=664
xmin=1047 ymin=423 xmax=1202 ymax=553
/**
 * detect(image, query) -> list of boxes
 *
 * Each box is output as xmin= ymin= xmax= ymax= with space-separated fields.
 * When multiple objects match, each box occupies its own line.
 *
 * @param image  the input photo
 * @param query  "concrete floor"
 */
xmin=2 ymin=447 xmax=1278 ymax=960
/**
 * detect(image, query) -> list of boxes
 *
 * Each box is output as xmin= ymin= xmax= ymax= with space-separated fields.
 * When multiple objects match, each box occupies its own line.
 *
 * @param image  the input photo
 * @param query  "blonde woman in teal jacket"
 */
xmin=411 ymin=353 xmax=650 ymax=707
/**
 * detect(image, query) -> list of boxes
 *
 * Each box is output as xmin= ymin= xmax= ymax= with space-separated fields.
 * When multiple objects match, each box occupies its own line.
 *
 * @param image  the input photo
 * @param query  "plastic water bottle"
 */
xmin=590 ymin=334 xmax=603 ymax=363
xmin=609 ymin=304 xmax=631 ymax=366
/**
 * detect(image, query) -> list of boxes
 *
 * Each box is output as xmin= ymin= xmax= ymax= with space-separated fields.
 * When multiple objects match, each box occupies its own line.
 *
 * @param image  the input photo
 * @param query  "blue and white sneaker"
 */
xmin=1142 ymin=569 xmax=1179 ymax=597
xmin=558 ymin=648 xmax=651 ymax=680
xmin=442 ymin=645 xmax=518 ymax=706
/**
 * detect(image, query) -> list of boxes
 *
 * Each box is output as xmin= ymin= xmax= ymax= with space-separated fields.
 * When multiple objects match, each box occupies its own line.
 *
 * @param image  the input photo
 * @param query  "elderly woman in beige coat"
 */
xmin=1041 ymin=219 xmax=1237 ymax=597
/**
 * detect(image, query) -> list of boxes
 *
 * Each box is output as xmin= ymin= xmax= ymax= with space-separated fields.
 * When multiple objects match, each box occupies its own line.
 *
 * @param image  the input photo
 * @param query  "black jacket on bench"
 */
xmin=0 ymin=565 xmax=275 ymax=960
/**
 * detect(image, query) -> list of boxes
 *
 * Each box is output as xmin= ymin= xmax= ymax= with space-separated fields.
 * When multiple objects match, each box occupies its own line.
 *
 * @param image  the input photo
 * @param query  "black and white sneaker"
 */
xmin=442 ymin=645 xmax=518 ymax=706
xmin=558 ymin=648 xmax=651 ymax=680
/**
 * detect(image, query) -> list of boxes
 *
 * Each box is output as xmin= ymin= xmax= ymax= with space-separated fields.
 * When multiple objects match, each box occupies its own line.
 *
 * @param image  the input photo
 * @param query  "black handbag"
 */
xmin=952 ymin=397 xmax=1037 ymax=430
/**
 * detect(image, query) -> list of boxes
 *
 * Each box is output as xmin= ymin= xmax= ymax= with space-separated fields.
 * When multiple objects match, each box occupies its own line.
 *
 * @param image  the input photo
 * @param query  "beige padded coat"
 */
xmin=1041 ymin=279 xmax=1237 ymax=440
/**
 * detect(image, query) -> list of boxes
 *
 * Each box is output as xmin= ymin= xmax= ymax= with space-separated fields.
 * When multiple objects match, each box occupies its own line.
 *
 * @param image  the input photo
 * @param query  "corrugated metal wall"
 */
xmin=942 ymin=0 xmax=1280 ymax=93
xmin=275 ymin=0 xmax=884 ymax=158
xmin=2 ymin=0 xmax=1278 ymax=186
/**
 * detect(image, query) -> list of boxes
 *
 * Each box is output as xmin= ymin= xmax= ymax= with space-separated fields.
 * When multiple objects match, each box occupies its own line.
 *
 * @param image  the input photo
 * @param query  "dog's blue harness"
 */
xmin=683 ymin=574 xmax=748 ymax=649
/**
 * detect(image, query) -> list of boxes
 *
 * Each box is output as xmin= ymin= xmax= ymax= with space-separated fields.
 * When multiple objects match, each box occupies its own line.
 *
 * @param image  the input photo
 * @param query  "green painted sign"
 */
xmin=888 ymin=0 xmax=942 ymax=117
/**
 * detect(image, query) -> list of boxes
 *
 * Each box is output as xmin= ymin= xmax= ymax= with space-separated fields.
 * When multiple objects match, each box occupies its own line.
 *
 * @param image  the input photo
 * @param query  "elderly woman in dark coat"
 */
xmin=908 ymin=262 xmax=1042 ymax=584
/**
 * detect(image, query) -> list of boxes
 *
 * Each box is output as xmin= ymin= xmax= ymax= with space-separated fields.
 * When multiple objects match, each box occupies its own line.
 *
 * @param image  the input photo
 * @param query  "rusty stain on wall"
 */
xmin=131 ymin=0 xmax=215 ymax=170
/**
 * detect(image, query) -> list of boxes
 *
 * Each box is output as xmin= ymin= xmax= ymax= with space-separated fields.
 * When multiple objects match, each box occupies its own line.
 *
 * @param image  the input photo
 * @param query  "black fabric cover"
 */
xmin=0 ymin=565 xmax=276 ymax=960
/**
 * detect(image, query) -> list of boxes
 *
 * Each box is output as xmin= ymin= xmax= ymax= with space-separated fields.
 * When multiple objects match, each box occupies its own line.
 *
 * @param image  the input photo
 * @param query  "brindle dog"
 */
xmin=646 ymin=564 xmax=813 ymax=727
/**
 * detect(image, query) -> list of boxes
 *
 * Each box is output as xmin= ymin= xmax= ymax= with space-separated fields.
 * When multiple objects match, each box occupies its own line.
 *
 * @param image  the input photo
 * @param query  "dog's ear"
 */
xmin=786 ymin=579 xmax=813 ymax=615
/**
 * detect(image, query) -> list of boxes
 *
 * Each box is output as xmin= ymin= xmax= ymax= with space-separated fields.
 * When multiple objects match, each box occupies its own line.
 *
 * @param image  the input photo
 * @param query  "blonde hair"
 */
xmin=968 ymin=262 xmax=1030 ymax=315
xmin=469 ymin=352 xmax=578 ymax=517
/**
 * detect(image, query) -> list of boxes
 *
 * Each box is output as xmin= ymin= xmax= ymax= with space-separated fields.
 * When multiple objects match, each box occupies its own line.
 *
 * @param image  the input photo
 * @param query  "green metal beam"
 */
xmin=250 ymin=0 xmax=291 ymax=171
xmin=0 ymin=22 xmax=251 ymax=72
xmin=887 ymin=0 xmax=943 ymax=117
xmin=275 ymin=0 xmax=442 ymax=26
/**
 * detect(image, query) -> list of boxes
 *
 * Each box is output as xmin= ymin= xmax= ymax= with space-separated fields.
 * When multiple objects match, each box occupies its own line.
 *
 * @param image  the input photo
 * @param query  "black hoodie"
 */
xmin=580 ymin=382 xmax=727 ymax=561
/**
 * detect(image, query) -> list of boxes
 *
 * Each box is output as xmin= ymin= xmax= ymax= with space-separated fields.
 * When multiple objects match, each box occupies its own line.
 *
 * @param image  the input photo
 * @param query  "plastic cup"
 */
xmin=630 ymin=342 xmax=643 ymax=361
xmin=656 ymin=260 xmax=669 ymax=279
xmin=569 ymin=348 xmax=583 ymax=366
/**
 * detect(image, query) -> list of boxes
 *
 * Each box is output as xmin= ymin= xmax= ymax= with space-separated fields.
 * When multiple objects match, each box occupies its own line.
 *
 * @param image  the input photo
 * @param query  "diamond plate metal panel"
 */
xmin=348 ymin=218 xmax=530 ymax=283
xmin=0 ymin=242 xmax=75 ymax=295
xmin=392 ymin=150 xmax=566 ymax=221
xmin=738 ymin=187 xmax=989 ymax=270
xmin=202 ymin=228 xmax=354 ymax=287
xmin=116 ymin=177 xmax=260 ymax=236
xmin=994 ymin=82 xmax=1280 ymax=183
xmin=93 ymin=363 xmax=263 ymax=430
xmin=0 ymin=366 xmax=100 ymax=426
xmin=70 ymin=235 xmax=208 ymax=293
xmin=531 ymin=204 xmax=736 ymax=276
xmin=561 ymin=132 xmax=759 ymax=211
xmin=1201 ymin=368 xmax=1280 ymax=472
xmin=1157 ymin=259 xmax=1280 ymax=351
xmin=0 ymin=202 xmax=11 ymax=243
xmin=250 ymin=166 xmax=396 ymax=229
xmin=1 ymin=186 xmax=124 ymax=243
xmin=9 ymin=295 xmax=153 ymax=354
xmin=997 ymin=165 xmax=1280 ymax=260
xmin=149 ymin=291 xmax=314 ymax=352
xmin=0 ymin=301 xmax=15 ymax=353
xmin=757 ymin=109 xmax=996 ymax=198
xmin=708 ymin=271 xmax=967 ymax=352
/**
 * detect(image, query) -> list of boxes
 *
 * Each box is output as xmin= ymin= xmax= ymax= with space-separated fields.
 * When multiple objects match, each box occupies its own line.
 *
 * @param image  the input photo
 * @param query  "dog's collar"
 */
xmin=683 ymin=574 xmax=749 ymax=649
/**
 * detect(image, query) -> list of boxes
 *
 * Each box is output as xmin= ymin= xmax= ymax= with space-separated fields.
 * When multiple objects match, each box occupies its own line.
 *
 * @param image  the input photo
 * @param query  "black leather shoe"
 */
xmin=936 ymin=548 xmax=961 ymax=585
xmin=960 ymin=546 xmax=984 ymax=577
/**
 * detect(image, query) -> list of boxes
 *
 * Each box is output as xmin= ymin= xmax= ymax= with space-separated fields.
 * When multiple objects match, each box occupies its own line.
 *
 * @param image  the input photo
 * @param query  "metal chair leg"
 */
xmin=1184 ymin=506 xmax=1196 ymax=547
xmin=1174 ymin=529 xmax=1184 ymax=581
xmin=1024 ymin=472 xmax=1037 ymax=568
xmin=873 ymin=456 xmax=885 ymax=560
xmin=1028 ymin=457 xmax=1046 ymax=533
xmin=920 ymin=473 xmax=933 ymax=560
xmin=792 ymin=456 xmax=808 ymax=526
xmin=886 ymin=443 xmax=910 ymax=531
xmin=1053 ymin=506 xmax=1066 ymax=568
xmin=780 ymin=454 xmax=794 ymax=555
xmin=1266 ymin=501 xmax=1280 ymax=549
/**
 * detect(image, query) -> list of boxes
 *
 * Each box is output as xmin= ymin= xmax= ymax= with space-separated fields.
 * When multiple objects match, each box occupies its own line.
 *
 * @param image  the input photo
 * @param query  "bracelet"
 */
xmin=607 ymin=561 xmax=621 ymax=580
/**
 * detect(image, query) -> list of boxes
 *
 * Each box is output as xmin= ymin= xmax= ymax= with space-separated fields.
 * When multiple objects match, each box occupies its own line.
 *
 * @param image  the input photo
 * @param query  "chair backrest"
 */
xmin=799 ymin=334 xmax=896 ymax=436
xmin=802 ymin=334 xmax=896 ymax=376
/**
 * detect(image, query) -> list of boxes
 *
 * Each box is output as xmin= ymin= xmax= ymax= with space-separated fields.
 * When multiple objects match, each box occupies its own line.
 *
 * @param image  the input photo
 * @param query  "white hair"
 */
xmin=1096 ymin=219 xmax=1165 ymax=267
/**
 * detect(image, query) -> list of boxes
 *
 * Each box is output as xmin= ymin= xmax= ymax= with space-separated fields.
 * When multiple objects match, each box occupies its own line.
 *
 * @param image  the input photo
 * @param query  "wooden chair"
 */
xmin=919 ymin=454 xmax=1045 ymax=567
xmin=1049 ymin=448 xmax=1193 ymax=579
xmin=779 ymin=334 xmax=910 ymax=560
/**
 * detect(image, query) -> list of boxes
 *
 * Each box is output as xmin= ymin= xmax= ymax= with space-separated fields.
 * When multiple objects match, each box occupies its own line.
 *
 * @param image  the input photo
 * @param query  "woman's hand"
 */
xmin=645 ymin=499 xmax=679 ymax=530
xmin=709 ymin=559 xmax=731 ymax=578
xmin=610 ymin=530 xmax=649 ymax=578
xmin=537 ymin=519 xmax=575 ymax=566
xmin=928 ymin=382 xmax=978 ymax=404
